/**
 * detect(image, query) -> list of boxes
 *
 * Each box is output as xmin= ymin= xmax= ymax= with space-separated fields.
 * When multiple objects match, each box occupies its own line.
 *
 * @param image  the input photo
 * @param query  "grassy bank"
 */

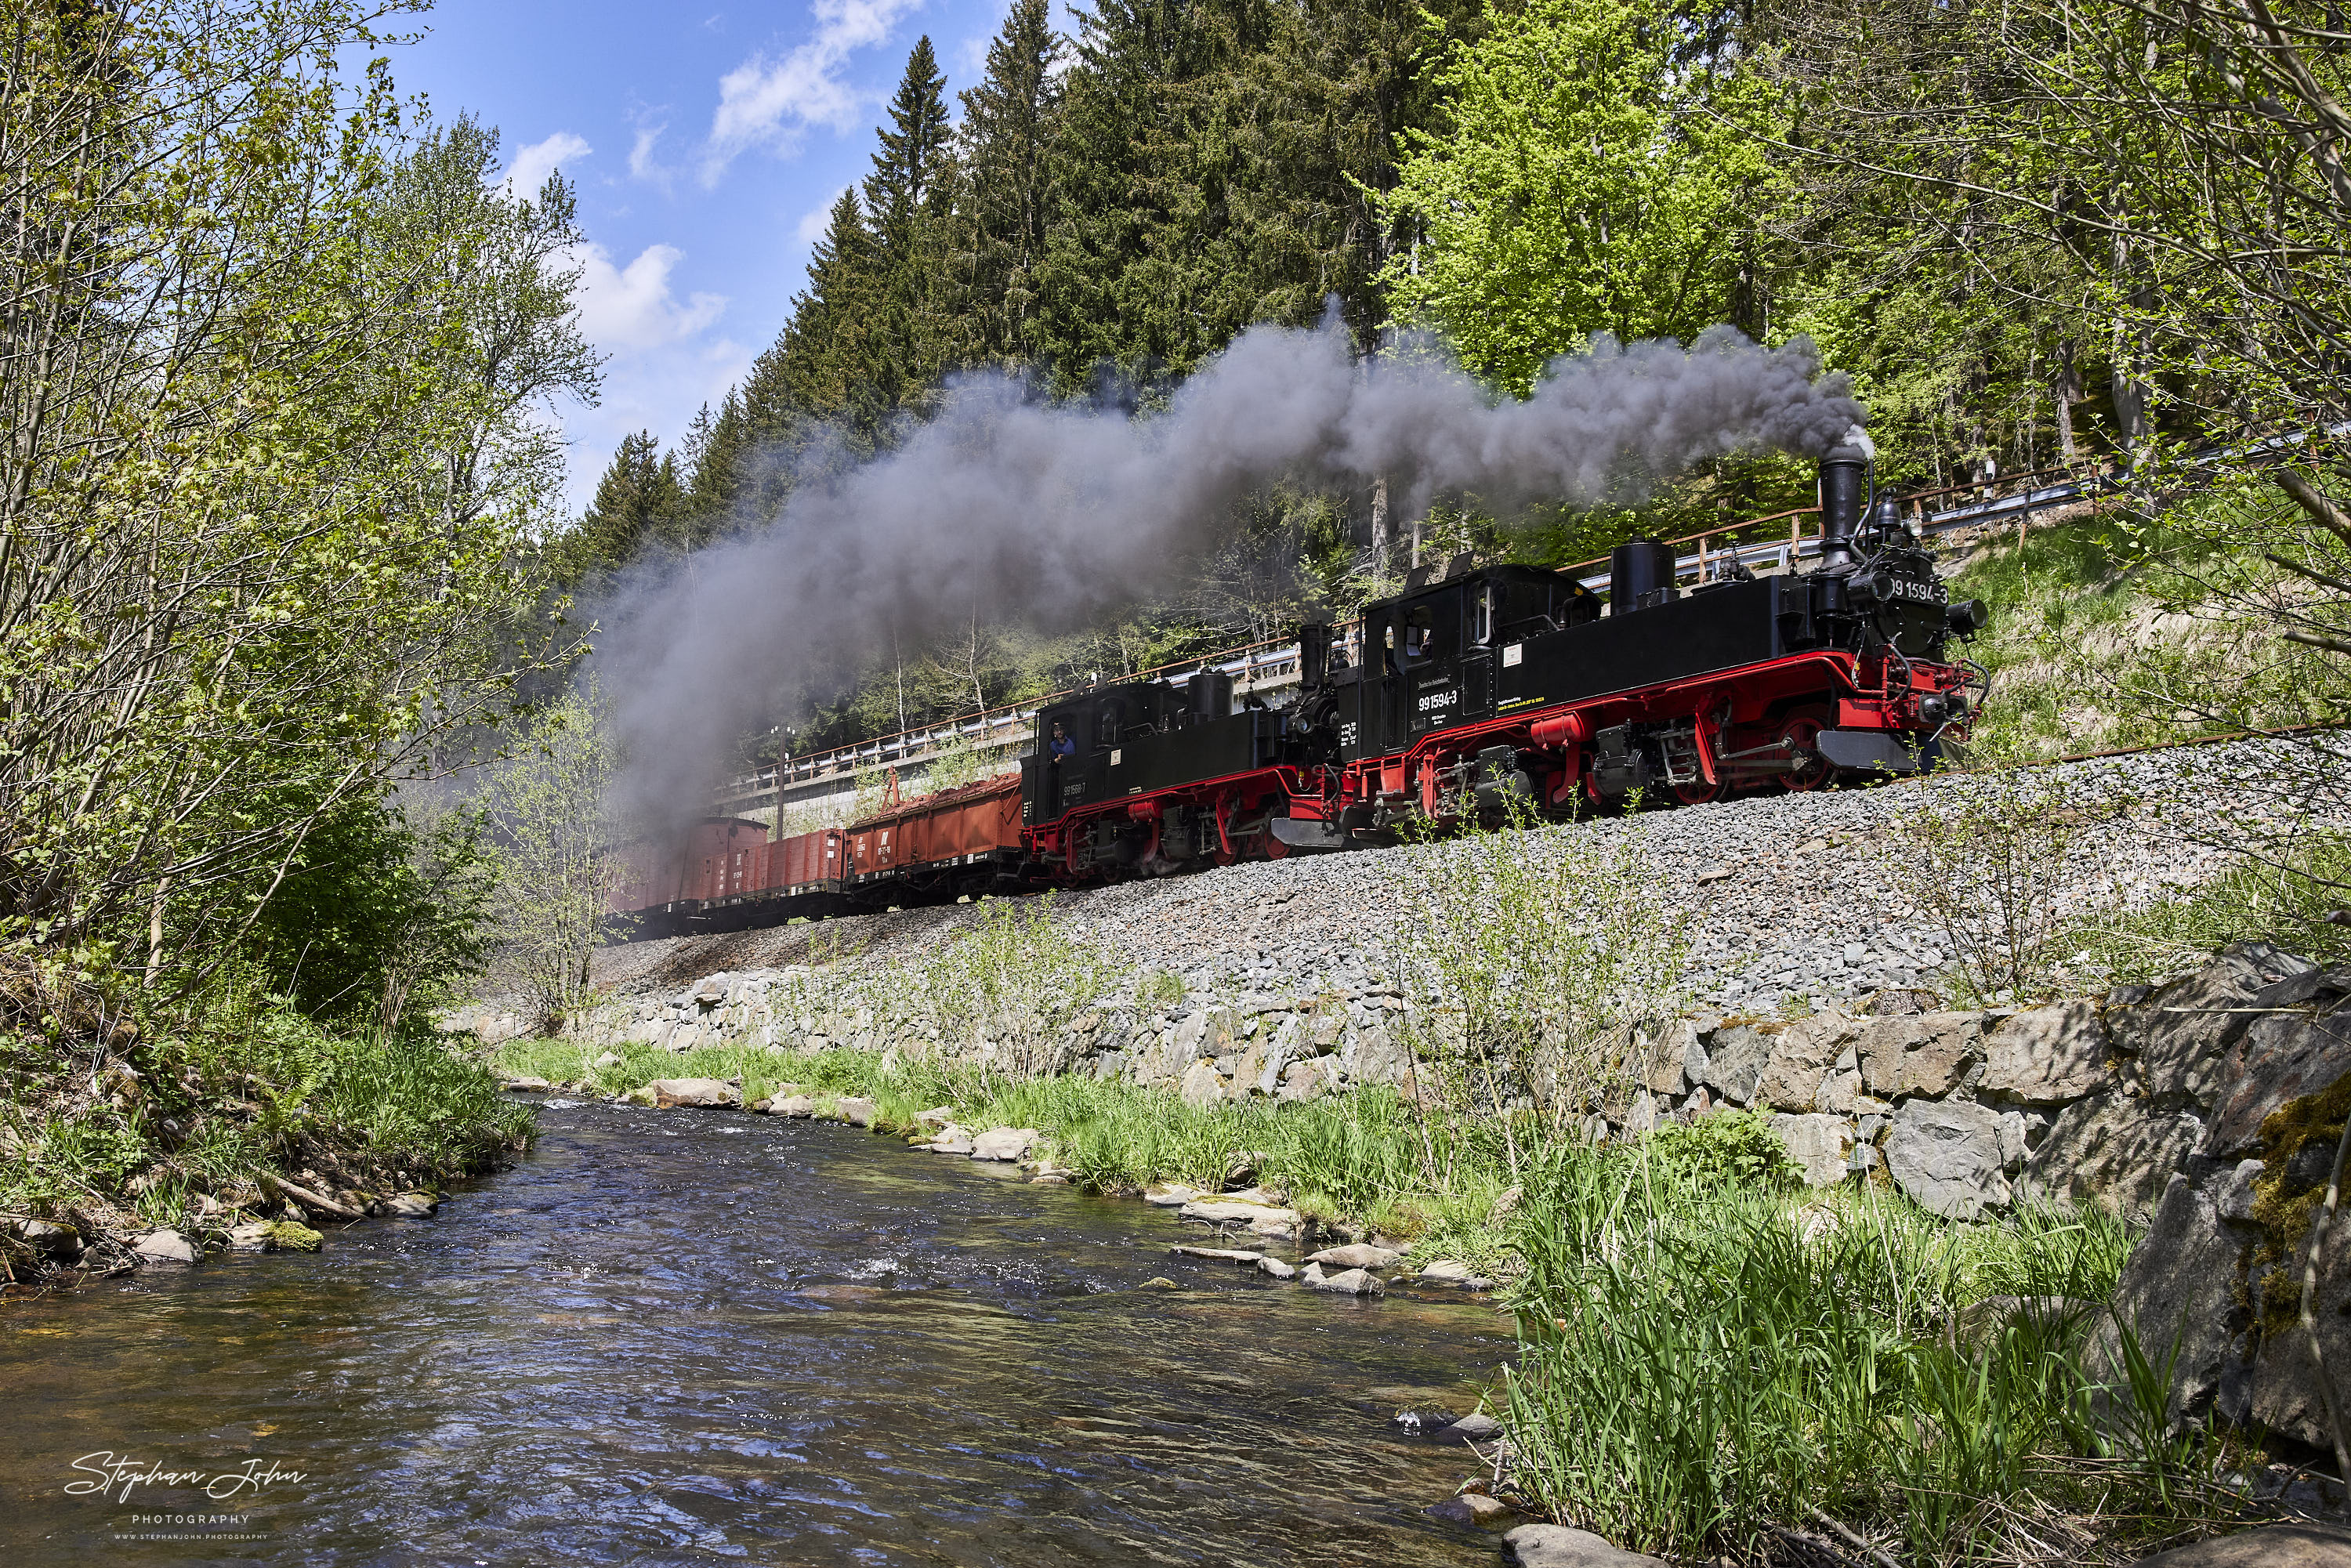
xmin=2 ymin=972 xmax=531 ymax=1287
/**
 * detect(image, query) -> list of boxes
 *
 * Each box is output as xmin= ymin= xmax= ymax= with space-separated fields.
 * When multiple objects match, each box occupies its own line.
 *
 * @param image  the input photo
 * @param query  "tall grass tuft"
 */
xmin=1500 ymin=1139 xmax=2226 ymax=1563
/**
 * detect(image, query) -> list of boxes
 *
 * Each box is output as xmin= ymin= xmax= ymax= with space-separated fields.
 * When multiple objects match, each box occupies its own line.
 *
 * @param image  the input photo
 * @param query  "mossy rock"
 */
xmin=2248 ymin=1067 xmax=2351 ymax=1338
xmin=265 ymin=1220 xmax=323 ymax=1253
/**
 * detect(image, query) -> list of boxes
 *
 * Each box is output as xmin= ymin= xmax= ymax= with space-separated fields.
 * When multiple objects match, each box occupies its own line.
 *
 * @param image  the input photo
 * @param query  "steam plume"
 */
xmin=592 ymin=322 xmax=1864 ymax=822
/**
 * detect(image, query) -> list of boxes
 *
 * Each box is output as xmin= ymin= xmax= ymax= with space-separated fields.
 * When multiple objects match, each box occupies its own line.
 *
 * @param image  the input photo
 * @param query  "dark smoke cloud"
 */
xmin=592 ymin=322 xmax=1864 ymax=823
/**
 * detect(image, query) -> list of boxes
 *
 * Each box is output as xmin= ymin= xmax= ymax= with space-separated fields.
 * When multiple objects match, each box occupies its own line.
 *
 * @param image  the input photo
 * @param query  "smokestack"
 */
xmin=1817 ymin=425 xmax=1874 ymax=568
xmin=1609 ymin=538 xmax=1675 ymax=614
xmin=1297 ymin=621 xmax=1330 ymax=690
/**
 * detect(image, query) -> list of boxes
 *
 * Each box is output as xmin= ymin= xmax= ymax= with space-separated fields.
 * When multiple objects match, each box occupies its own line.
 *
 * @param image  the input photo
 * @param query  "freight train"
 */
xmin=611 ymin=436 xmax=1987 ymax=939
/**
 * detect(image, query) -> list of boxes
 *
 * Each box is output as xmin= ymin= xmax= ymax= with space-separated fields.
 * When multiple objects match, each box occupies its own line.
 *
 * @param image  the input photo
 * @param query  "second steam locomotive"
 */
xmin=616 ymin=437 xmax=1987 ymax=937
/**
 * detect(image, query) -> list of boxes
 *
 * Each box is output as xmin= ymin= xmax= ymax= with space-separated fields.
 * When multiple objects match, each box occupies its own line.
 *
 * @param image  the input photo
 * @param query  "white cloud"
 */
xmin=569 ymin=242 xmax=727 ymax=353
xmin=503 ymin=131 xmax=592 ymax=197
xmin=629 ymin=122 xmax=672 ymax=191
xmin=795 ymin=186 xmax=852 ymax=244
xmin=701 ymin=0 xmax=925 ymax=183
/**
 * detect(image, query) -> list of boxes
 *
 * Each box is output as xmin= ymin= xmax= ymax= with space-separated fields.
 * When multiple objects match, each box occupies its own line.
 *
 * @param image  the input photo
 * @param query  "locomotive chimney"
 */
xmin=1608 ymin=538 xmax=1675 ymax=614
xmin=1817 ymin=425 xmax=1873 ymax=568
xmin=1297 ymin=621 xmax=1330 ymax=690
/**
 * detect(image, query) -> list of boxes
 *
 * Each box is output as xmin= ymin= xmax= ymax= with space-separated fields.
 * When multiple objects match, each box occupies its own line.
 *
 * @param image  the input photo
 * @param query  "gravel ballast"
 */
xmin=590 ymin=737 xmax=2338 ymax=1016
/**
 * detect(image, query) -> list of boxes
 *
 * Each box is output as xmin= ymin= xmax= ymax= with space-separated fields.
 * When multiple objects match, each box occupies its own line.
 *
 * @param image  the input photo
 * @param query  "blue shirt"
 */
xmin=1049 ymin=734 xmax=1076 ymax=759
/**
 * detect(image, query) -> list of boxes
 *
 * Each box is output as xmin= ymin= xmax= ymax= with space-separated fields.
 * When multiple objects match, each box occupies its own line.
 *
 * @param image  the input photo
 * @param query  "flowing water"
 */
xmin=1 ymin=1099 xmax=1515 ymax=1566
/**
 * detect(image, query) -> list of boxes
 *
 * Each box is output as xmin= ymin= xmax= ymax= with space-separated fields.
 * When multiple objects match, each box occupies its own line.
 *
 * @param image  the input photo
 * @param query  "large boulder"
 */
xmin=2132 ymin=943 xmax=2321 ymax=1109
xmin=2126 ymin=1525 xmax=2351 ymax=1566
xmin=1772 ymin=1113 xmax=1853 ymax=1187
xmin=649 ymin=1077 xmax=740 ymax=1108
xmin=1979 ymin=1001 xmax=2110 ymax=1104
xmin=1858 ymin=1012 xmax=1983 ymax=1099
xmin=131 ymin=1229 xmax=198 ymax=1266
xmin=2019 ymin=1093 xmax=2201 ymax=1222
xmin=1179 ymin=1058 xmax=1223 ymax=1108
xmin=1505 ymin=1524 xmax=1666 ymax=1567
xmin=1886 ymin=1099 xmax=2009 ymax=1218
xmin=1702 ymin=1025 xmax=1773 ymax=1106
xmin=1756 ymin=1015 xmax=1861 ymax=1112
xmin=1346 ymin=1023 xmax=1412 ymax=1087
xmin=970 ymin=1126 xmax=1039 ymax=1162
xmin=2099 ymin=1172 xmax=2253 ymax=1429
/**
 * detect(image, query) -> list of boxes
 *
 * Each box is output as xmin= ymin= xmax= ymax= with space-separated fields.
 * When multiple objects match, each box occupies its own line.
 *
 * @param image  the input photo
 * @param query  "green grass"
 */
xmin=1499 ymin=1138 xmax=2232 ymax=1564
xmin=2 ymin=971 xmax=531 ymax=1254
xmin=2054 ymin=825 xmax=2351 ymax=987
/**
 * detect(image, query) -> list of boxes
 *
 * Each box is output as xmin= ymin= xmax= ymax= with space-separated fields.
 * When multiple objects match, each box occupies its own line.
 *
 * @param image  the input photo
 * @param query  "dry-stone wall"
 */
xmin=450 ymin=940 xmax=2310 ymax=1229
xmin=449 ymin=967 xmax=1424 ymax=1106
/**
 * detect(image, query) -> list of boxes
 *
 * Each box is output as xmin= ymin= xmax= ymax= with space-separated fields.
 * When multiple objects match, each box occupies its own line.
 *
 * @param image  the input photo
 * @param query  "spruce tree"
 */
xmin=574 ymin=430 xmax=683 ymax=577
xmin=864 ymin=35 xmax=952 ymax=263
xmin=955 ymin=0 xmax=1065 ymax=364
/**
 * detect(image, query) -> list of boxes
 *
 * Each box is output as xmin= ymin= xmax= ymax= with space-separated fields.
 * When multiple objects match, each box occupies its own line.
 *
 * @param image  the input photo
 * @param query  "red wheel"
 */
xmin=1778 ymin=716 xmax=1831 ymax=792
xmin=1672 ymin=777 xmax=1725 ymax=806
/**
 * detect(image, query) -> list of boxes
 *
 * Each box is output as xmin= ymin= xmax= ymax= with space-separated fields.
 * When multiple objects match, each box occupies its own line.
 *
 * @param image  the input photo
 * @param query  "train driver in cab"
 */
xmin=1048 ymin=721 xmax=1077 ymax=762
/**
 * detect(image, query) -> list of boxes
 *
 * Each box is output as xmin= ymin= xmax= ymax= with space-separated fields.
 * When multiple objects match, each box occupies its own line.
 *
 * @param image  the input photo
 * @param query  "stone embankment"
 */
xmin=578 ymin=736 xmax=2326 ymax=1020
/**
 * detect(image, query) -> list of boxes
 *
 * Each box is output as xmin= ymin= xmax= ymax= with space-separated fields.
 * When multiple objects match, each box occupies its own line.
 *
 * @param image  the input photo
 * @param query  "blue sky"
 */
xmin=382 ymin=0 xmax=1019 ymax=512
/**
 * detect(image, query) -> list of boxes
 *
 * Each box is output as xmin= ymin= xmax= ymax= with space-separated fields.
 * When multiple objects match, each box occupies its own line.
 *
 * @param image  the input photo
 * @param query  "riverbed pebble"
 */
xmin=970 ymin=1126 xmax=1040 ymax=1162
xmin=1427 ymin=1492 xmax=1514 ymax=1527
xmin=1306 ymin=1243 xmax=1403 ymax=1269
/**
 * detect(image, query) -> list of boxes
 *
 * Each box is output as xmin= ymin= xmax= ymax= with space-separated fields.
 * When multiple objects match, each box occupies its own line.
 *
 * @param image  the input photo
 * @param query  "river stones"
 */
xmin=385 ymin=1192 xmax=437 ymax=1218
xmin=1256 ymin=1256 xmax=1296 ymax=1279
xmin=648 ymin=1077 xmax=740 ymax=1109
xmin=1302 ymin=1263 xmax=1384 ymax=1296
xmin=263 ymin=1220 xmax=322 ymax=1253
xmin=4 ymin=1218 xmax=79 ymax=1257
xmin=131 ymin=1229 xmax=197 ymax=1266
xmin=1435 ymin=1412 xmax=1503 ymax=1443
xmin=915 ymin=1106 xmax=955 ymax=1131
xmin=927 ymin=1126 xmax=976 ymax=1154
xmin=971 ymin=1126 xmax=1039 ymax=1162
xmin=1143 ymin=1182 xmax=1203 ymax=1207
xmin=226 ymin=1222 xmax=275 ymax=1252
xmin=835 ymin=1096 xmax=878 ymax=1128
xmin=1428 ymin=1492 xmax=1513 ymax=1528
xmin=500 ymin=1076 xmax=551 ymax=1092
xmin=1505 ymin=1524 xmax=1666 ymax=1566
xmin=1306 ymin=1243 xmax=1401 ymax=1269
xmin=774 ymin=1095 xmax=815 ymax=1117
xmin=1169 ymin=1244 xmax=1264 ymax=1264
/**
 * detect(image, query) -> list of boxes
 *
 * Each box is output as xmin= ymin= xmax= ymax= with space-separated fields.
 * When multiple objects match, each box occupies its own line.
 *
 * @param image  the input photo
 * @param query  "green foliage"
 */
xmin=914 ymin=893 xmax=1124 ymax=1068
xmin=1396 ymin=808 xmax=1686 ymax=1146
xmin=1381 ymin=0 xmax=1786 ymax=389
xmin=1641 ymin=1110 xmax=1800 ymax=1192
xmin=1503 ymin=1143 xmax=2217 ymax=1559
xmin=248 ymin=792 xmax=492 ymax=1032
xmin=480 ymin=683 xmax=624 ymax=1027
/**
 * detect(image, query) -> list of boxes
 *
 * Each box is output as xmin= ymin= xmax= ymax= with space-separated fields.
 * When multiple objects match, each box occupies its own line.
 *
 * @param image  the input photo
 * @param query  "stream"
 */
xmin=2 ymin=1098 xmax=1516 ymax=1565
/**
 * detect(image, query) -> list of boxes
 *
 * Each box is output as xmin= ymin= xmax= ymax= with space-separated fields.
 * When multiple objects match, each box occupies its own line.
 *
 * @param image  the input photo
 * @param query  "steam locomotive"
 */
xmin=613 ymin=437 xmax=1987 ymax=936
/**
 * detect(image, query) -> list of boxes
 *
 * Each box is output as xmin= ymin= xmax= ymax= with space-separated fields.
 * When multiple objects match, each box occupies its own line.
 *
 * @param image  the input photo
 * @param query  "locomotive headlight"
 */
xmin=1918 ymin=691 xmax=1969 ymax=727
xmin=1944 ymin=598 xmax=1989 ymax=637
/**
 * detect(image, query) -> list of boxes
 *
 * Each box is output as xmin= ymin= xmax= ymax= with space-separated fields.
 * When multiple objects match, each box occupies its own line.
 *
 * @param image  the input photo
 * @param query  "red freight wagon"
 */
xmin=843 ymin=773 xmax=1023 ymax=896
